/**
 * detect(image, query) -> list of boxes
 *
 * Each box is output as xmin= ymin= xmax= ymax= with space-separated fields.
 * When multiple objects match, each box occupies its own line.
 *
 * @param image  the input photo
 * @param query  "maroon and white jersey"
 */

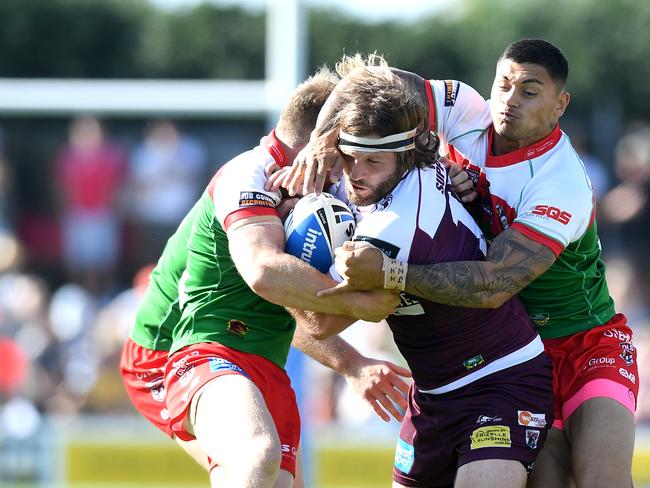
xmin=342 ymin=161 xmax=542 ymax=393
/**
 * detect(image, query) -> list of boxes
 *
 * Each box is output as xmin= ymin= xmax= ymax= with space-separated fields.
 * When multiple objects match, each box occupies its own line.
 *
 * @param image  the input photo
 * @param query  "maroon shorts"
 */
xmin=120 ymin=338 xmax=171 ymax=436
xmin=164 ymin=342 xmax=300 ymax=476
xmin=543 ymin=314 xmax=639 ymax=429
xmin=393 ymin=353 xmax=553 ymax=487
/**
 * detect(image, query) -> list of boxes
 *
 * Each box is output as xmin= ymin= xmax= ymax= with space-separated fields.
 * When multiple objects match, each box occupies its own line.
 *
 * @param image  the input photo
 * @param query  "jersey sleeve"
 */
xmin=211 ymin=149 xmax=282 ymax=231
xmin=511 ymin=172 xmax=595 ymax=256
xmin=425 ymin=79 xmax=492 ymax=146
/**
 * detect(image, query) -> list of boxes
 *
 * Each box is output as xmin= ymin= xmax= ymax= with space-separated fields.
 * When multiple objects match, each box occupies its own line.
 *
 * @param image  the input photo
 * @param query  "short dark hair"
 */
xmin=500 ymin=39 xmax=569 ymax=89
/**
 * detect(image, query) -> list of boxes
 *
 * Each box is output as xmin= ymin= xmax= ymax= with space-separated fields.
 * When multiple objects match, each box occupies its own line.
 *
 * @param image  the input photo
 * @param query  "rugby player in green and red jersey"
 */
xmin=120 ymin=67 xmax=406 ymax=488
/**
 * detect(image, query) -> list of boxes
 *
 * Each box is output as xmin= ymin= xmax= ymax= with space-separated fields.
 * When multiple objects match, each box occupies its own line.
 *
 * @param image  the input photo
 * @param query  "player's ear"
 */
xmin=554 ymin=91 xmax=570 ymax=119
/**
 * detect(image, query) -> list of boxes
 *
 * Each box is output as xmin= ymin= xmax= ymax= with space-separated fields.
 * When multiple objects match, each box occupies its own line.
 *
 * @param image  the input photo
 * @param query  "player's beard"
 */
xmin=345 ymin=167 xmax=404 ymax=207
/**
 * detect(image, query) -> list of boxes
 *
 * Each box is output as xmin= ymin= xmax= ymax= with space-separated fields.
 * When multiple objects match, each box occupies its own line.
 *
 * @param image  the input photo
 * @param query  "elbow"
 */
xmin=246 ymin=264 xmax=279 ymax=303
xmin=301 ymin=316 xmax=339 ymax=340
xmin=310 ymin=327 xmax=336 ymax=341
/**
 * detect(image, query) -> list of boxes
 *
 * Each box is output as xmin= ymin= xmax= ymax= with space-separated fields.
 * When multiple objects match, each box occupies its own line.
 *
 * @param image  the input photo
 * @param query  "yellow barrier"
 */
xmin=65 ymin=440 xmax=650 ymax=487
xmin=633 ymin=446 xmax=650 ymax=484
xmin=66 ymin=442 xmax=207 ymax=485
xmin=316 ymin=446 xmax=394 ymax=487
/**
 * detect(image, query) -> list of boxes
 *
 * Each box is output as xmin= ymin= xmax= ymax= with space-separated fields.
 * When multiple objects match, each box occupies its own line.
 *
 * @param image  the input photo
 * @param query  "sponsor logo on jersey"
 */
xmin=394 ymin=438 xmax=415 ymax=473
xmin=208 ymin=357 xmax=247 ymax=376
xmin=525 ymin=429 xmax=541 ymax=449
xmin=151 ymin=386 xmax=166 ymax=403
xmin=178 ymin=366 xmax=195 ymax=387
xmin=137 ymin=367 xmax=165 ymax=382
xmin=281 ymin=444 xmax=298 ymax=457
xmin=603 ymin=328 xmax=632 ymax=343
xmin=619 ymin=368 xmax=636 ymax=384
xmin=587 ymin=356 xmax=615 ymax=368
xmin=238 ymin=191 xmax=275 ymax=208
xmin=470 ymin=426 xmax=511 ymax=449
xmin=394 ymin=292 xmax=425 ymax=316
xmin=529 ymin=313 xmax=550 ymax=327
xmin=435 ymin=162 xmax=446 ymax=192
xmin=476 ymin=415 xmax=503 ymax=424
xmin=443 ymin=80 xmax=459 ymax=107
xmin=172 ymin=356 xmax=191 ymax=378
xmin=518 ymin=411 xmax=547 ymax=428
xmin=620 ymin=342 xmax=635 ymax=366
xmin=531 ymin=205 xmax=572 ymax=225
xmin=227 ymin=319 xmax=249 ymax=336
xmin=526 ymin=139 xmax=555 ymax=158
xmin=377 ymin=194 xmax=393 ymax=211
xmin=463 ymin=355 xmax=485 ymax=370
xmin=143 ymin=374 xmax=165 ymax=389
xmin=353 ymin=236 xmax=400 ymax=259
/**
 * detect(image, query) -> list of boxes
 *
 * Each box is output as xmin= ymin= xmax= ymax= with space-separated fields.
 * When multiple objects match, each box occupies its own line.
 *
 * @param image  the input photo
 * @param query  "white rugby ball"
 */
xmin=284 ymin=193 xmax=356 ymax=273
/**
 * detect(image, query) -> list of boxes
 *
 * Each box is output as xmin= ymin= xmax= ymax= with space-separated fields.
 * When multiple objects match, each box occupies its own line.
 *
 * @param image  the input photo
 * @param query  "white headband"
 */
xmin=339 ymin=128 xmax=417 ymax=153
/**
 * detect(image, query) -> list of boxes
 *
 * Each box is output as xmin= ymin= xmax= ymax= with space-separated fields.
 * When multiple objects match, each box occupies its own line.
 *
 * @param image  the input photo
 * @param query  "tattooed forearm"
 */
xmin=406 ymin=261 xmax=510 ymax=308
xmin=405 ymin=228 xmax=557 ymax=308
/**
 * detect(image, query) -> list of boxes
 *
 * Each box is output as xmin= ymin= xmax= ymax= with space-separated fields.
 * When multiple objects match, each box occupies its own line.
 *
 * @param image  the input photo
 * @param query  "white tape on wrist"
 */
xmin=381 ymin=254 xmax=408 ymax=291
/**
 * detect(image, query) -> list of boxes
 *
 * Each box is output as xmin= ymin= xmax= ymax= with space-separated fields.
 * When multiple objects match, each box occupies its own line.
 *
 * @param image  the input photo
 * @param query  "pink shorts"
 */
xmin=164 ymin=342 xmax=300 ymax=476
xmin=120 ymin=338 xmax=171 ymax=436
xmin=543 ymin=314 xmax=638 ymax=429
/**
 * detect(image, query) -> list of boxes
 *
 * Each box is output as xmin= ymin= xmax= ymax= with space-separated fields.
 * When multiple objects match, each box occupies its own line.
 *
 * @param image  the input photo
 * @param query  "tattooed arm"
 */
xmin=406 ymin=228 xmax=557 ymax=308
xmin=320 ymin=227 xmax=557 ymax=306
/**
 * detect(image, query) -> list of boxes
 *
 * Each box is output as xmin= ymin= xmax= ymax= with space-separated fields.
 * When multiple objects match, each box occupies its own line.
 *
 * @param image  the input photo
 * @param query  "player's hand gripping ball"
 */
xmin=284 ymin=193 xmax=355 ymax=273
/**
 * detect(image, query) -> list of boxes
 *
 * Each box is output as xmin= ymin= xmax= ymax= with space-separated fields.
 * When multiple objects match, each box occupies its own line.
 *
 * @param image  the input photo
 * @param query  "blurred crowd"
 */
xmin=0 ymin=115 xmax=649 ymax=452
xmin=0 ymin=115 xmax=209 ymax=439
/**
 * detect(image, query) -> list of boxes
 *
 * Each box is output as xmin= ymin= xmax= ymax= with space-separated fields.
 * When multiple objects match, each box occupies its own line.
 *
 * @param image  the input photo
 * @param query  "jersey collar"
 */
xmin=486 ymin=124 xmax=562 ymax=167
xmin=261 ymin=129 xmax=291 ymax=168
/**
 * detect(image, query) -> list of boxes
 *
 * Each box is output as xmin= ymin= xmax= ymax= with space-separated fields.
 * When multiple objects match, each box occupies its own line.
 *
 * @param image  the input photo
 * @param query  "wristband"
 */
xmin=381 ymin=254 xmax=408 ymax=291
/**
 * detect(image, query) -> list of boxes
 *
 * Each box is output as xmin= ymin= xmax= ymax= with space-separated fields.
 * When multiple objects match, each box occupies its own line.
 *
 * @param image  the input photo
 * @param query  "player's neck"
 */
xmin=274 ymin=129 xmax=300 ymax=161
xmin=491 ymin=129 xmax=555 ymax=157
xmin=491 ymin=134 xmax=521 ymax=156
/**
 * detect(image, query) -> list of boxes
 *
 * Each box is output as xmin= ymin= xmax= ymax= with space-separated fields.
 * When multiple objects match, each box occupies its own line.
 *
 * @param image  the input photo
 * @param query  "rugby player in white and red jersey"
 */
xmin=288 ymin=41 xmax=639 ymax=488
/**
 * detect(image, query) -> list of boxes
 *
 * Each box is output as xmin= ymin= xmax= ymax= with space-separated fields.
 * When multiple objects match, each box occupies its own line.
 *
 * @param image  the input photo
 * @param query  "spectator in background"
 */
xmin=125 ymin=119 xmax=207 ymax=266
xmin=54 ymin=116 xmax=126 ymax=297
xmin=600 ymin=123 xmax=650 ymax=308
xmin=85 ymin=264 xmax=154 ymax=413
xmin=571 ymin=129 xmax=611 ymax=201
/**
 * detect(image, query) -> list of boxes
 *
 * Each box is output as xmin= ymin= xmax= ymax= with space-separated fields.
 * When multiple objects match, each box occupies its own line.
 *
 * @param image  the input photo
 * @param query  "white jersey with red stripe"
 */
xmin=424 ymin=79 xmax=616 ymax=339
xmin=212 ymin=133 xmax=287 ymax=230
